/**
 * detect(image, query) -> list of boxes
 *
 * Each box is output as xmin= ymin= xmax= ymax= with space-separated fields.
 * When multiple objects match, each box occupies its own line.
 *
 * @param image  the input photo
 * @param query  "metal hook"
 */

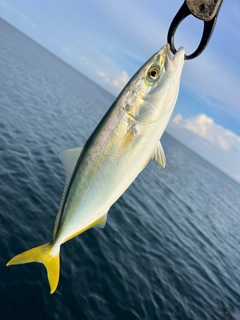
xmin=167 ymin=0 xmax=224 ymax=60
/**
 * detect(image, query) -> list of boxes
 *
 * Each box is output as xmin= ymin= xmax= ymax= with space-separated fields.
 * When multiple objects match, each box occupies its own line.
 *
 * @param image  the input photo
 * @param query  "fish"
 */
xmin=7 ymin=44 xmax=185 ymax=293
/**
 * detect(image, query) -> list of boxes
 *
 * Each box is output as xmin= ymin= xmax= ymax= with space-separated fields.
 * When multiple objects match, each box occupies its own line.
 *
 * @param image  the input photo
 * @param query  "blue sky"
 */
xmin=0 ymin=0 xmax=240 ymax=182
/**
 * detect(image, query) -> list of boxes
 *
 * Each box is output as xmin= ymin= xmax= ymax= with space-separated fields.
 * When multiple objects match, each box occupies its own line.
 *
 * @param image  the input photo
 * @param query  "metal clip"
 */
xmin=167 ymin=0 xmax=224 ymax=60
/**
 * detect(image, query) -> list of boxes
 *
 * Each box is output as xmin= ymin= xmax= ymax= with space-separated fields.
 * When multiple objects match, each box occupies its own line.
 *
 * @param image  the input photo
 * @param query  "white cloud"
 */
xmin=60 ymin=44 xmax=126 ymax=94
xmin=235 ymin=173 xmax=240 ymax=181
xmin=172 ymin=114 xmax=240 ymax=151
xmin=112 ymin=71 xmax=129 ymax=91
xmin=96 ymin=70 xmax=129 ymax=92
xmin=96 ymin=70 xmax=110 ymax=84
xmin=168 ymin=114 xmax=240 ymax=183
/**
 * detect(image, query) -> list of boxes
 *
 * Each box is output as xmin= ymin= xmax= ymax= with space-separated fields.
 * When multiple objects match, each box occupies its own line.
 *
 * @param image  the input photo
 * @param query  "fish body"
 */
xmin=7 ymin=44 xmax=185 ymax=293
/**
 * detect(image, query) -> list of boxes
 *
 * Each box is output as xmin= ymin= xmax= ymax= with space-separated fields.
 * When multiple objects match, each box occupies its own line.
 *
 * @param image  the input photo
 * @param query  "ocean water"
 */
xmin=0 ymin=17 xmax=240 ymax=320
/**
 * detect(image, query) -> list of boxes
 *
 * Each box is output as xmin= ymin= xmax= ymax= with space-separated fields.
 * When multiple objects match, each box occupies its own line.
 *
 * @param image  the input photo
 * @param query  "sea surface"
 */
xmin=0 ymin=18 xmax=240 ymax=320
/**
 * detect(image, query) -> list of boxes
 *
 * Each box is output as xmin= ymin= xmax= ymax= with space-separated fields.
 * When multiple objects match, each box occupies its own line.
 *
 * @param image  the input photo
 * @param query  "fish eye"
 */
xmin=147 ymin=67 xmax=160 ymax=80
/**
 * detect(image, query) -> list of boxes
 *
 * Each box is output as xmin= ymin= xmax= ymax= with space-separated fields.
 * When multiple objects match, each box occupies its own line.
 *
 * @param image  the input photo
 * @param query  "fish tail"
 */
xmin=6 ymin=242 xmax=60 ymax=294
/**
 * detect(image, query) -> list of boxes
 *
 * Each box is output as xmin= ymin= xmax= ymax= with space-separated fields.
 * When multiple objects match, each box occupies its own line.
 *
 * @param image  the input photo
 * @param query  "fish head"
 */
xmin=120 ymin=44 xmax=185 ymax=123
xmin=142 ymin=44 xmax=185 ymax=114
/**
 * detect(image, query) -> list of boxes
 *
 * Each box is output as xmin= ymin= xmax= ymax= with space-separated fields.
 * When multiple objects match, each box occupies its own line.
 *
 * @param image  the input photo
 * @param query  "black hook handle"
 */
xmin=167 ymin=0 xmax=223 ymax=60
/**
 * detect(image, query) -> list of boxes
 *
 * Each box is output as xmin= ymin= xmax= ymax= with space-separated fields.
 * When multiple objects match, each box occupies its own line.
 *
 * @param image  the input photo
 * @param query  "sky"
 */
xmin=0 ymin=0 xmax=240 ymax=183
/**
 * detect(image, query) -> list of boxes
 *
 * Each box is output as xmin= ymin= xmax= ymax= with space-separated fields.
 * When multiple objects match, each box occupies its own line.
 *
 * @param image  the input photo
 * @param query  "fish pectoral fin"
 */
xmin=92 ymin=212 xmax=108 ymax=229
xmin=142 ymin=141 xmax=166 ymax=171
xmin=152 ymin=141 xmax=166 ymax=168
xmin=115 ymin=125 xmax=140 ymax=158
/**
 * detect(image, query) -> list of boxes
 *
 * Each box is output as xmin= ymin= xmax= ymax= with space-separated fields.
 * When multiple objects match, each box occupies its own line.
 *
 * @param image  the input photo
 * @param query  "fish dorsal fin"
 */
xmin=152 ymin=141 xmax=166 ymax=168
xmin=93 ymin=212 xmax=108 ymax=229
xmin=53 ymin=146 xmax=84 ymax=239
xmin=59 ymin=147 xmax=84 ymax=184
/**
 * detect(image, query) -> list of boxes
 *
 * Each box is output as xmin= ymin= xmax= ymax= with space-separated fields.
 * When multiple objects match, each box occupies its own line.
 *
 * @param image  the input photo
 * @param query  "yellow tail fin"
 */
xmin=7 ymin=242 xmax=60 ymax=294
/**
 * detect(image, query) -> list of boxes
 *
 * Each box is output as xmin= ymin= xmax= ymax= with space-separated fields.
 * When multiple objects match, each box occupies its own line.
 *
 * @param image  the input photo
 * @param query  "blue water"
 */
xmin=1 ymin=18 xmax=240 ymax=320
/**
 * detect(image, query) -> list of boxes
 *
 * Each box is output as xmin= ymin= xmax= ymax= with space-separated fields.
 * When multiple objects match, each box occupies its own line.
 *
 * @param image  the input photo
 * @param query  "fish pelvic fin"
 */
xmin=6 ymin=242 xmax=60 ymax=294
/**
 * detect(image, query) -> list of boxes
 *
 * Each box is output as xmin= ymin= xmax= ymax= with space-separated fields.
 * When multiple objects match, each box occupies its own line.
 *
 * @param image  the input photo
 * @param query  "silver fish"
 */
xmin=7 ymin=44 xmax=185 ymax=293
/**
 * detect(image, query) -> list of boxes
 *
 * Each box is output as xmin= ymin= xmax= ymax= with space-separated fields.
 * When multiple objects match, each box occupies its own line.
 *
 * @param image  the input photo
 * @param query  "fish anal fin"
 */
xmin=63 ymin=212 xmax=109 ymax=243
xmin=92 ymin=212 xmax=108 ymax=229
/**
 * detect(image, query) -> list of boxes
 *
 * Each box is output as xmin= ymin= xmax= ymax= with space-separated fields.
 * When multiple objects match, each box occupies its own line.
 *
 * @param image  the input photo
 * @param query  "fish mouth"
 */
xmin=166 ymin=44 xmax=173 ymax=61
xmin=163 ymin=44 xmax=174 ymax=71
xmin=165 ymin=44 xmax=185 ymax=70
xmin=166 ymin=44 xmax=185 ymax=62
